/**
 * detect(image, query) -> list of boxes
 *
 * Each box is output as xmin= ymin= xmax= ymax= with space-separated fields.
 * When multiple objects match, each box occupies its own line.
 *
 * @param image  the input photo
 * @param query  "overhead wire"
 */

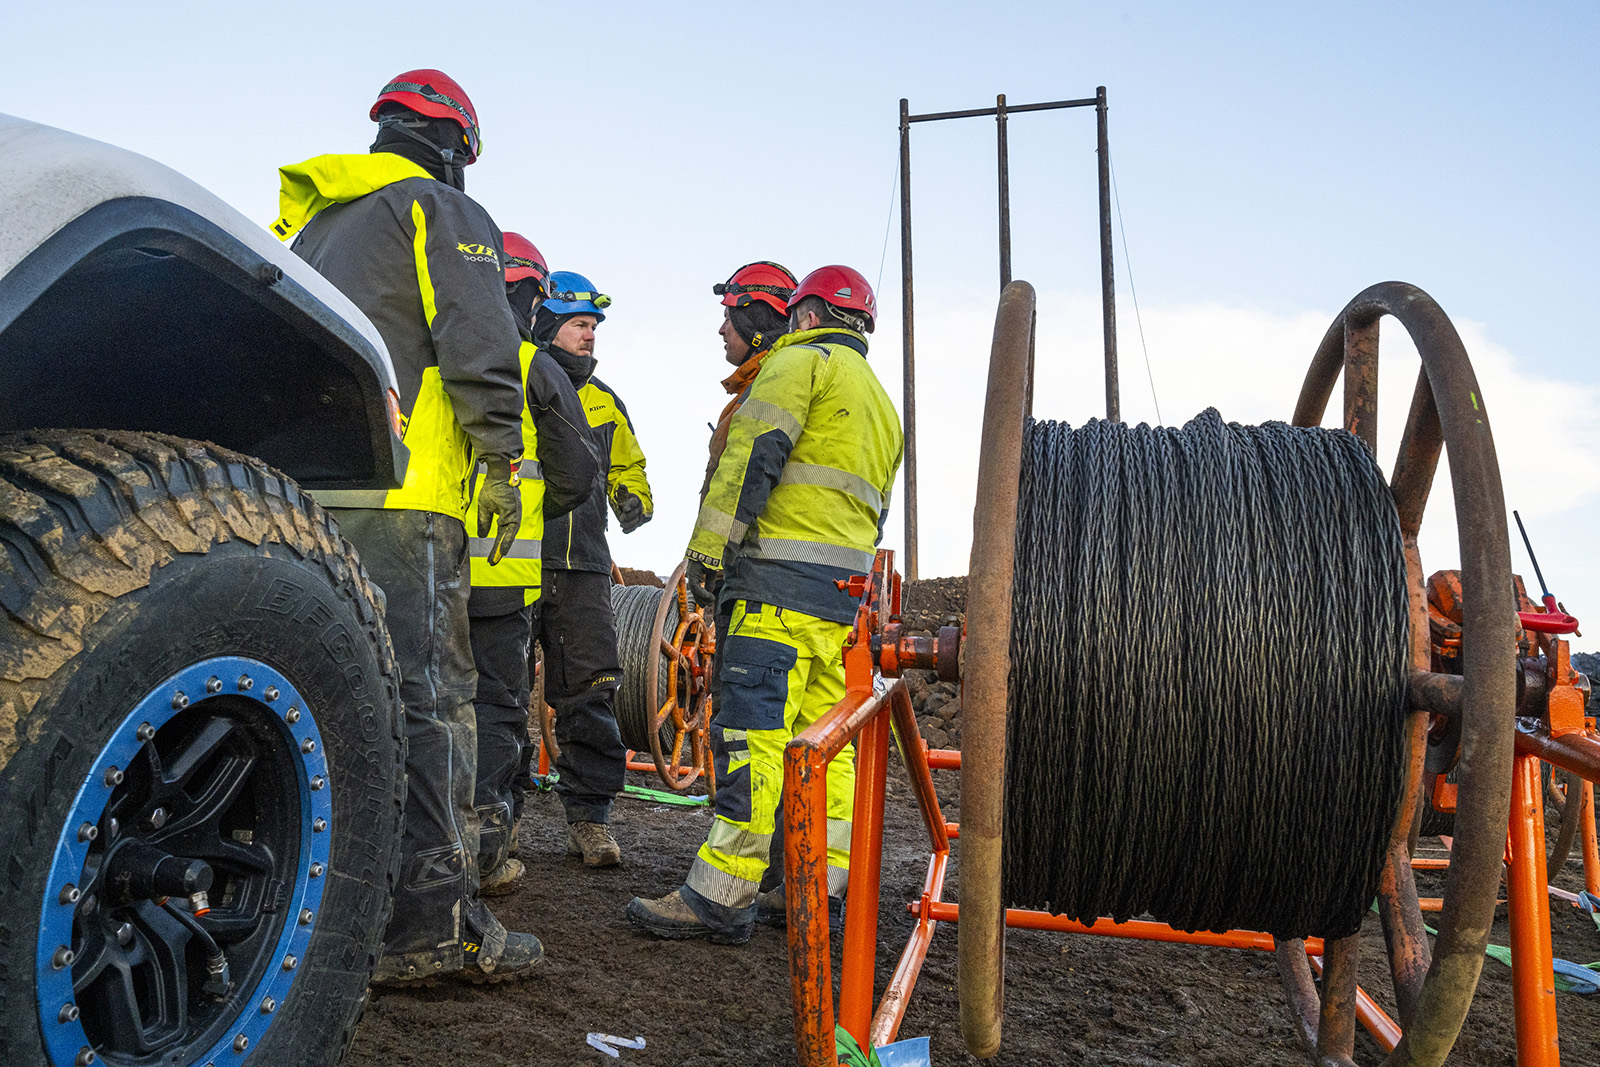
xmin=1109 ymin=152 xmax=1161 ymax=424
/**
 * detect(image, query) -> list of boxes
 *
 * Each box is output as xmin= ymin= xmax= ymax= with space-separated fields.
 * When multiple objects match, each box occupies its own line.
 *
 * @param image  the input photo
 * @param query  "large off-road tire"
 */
xmin=0 ymin=431 xmax=404 ymax=1067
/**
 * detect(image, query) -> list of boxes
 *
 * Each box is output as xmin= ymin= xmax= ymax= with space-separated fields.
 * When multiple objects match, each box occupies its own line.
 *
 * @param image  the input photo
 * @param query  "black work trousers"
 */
xmin=537 ymin=567 xmax=626 ymax=824
xmin=329 ymin=508 xmax=507 ymax=978
xmin=467 ymin=601 xmax=533 ymax=877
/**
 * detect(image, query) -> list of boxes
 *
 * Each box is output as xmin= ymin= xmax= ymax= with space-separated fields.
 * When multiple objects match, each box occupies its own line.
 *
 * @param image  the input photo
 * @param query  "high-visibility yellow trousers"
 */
xmin=685 ymin=600 xmax=855 ymax=909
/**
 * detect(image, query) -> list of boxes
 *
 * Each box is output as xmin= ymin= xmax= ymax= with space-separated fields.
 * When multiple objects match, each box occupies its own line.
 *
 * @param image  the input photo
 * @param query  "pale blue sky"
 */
xmin=5 ymin=2 xmax=1597 ymax=638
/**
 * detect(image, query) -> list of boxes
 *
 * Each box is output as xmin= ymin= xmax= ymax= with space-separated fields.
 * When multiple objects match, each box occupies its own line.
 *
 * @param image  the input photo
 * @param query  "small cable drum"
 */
xmin=1003 ymin=409 xmax=1410 ymax=940
xmin=611 ymin=583 xmax=681 ymax=754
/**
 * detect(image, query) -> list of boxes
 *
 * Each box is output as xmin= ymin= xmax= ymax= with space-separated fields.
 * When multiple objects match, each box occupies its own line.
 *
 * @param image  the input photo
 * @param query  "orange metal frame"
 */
xmin=783 ymin=552 xmax=1600 ymax=1067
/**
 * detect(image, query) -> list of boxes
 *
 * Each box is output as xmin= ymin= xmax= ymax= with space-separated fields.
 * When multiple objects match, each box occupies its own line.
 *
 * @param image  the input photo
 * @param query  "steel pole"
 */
xmin=997 ymin=93 xmax=1011 ymax=289
xmin=899 ymin=97 xmax=919 ymax=580
xmin=1095 ymin=85 xmax=1119 ymax=422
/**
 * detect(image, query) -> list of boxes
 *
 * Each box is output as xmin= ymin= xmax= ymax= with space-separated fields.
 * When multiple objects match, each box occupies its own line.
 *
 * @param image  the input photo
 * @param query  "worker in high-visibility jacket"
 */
xmin=627 ymin=265 xmax=903 ymax=944
xmin=467 ymin=234 xmax=598 ymax=896
xmin=274 ymin=69 xmax=543 ymax=983
xmin=532 ymin=272 xmax=653 ymax=868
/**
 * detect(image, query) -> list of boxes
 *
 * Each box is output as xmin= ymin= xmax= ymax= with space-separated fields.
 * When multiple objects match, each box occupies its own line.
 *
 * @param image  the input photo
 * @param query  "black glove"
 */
xmin=686 ymin=557 xmax=722 ymax=610
xmin=477 ymin=454 xmax=523 ymax=565
xmin=613 ymin=485 xmax=649 ymax=534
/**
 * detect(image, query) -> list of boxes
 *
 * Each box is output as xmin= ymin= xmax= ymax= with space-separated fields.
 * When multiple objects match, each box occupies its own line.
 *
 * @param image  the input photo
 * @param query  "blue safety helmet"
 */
xmin=543 ymin=271 xmax=610 ymax=321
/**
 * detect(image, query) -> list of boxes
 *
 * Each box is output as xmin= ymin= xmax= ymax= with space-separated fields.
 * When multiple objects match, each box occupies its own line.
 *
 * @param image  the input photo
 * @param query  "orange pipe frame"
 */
xmin=785 ymin=668 xmax=1398 ymax=1063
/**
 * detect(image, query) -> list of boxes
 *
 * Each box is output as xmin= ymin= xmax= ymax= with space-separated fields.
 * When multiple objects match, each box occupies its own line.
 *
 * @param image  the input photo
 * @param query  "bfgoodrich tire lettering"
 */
xmin=0 ymin=430 xmax=403 ymax=1066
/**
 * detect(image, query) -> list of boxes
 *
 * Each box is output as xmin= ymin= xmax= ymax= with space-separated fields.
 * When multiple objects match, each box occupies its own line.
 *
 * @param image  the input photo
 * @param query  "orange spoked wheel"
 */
xmin=612 ymin=562 xmax=717 ymax=794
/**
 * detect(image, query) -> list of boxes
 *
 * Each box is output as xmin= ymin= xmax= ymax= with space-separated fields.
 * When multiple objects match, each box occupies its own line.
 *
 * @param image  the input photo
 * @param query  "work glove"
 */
xmin=613 ymin=485 xmax=649 ymax=533
xmin=686 ymin=557 xmax=722 ymax=610
xmin=477 ymin=454 xmax=523 ymax=565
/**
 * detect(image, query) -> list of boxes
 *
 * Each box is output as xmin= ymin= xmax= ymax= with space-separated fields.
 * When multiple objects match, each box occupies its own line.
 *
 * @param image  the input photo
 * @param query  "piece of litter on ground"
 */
xmin=586 ymin=1033 xmax=646 ymax=1058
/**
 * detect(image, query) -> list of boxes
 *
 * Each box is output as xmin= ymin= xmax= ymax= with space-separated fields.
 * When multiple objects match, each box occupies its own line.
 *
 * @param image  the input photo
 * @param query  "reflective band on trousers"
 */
xmin=736 ymin=398 xmax=803 ymax=443
xmin=777 ymin=461 xmax=883 ymax=513
xmin=311 ymin=488 xmax=391 ymax=509
xmin=741 ymin=536 xmax=875 ymax=572
xmin=467 ymin=538 xmax=542 ymax=560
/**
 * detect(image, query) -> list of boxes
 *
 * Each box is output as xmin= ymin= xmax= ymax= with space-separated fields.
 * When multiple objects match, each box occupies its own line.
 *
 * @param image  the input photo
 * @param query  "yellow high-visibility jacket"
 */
xmin=687 ymin=327 xmax=903 ymax=623
xmin=275 ymin=152 xmax=524 ymax=521
xmin=468 ymin=341 xmax=598 ymax=605
xmin=543 ymin=370 xmax=653 ymax=573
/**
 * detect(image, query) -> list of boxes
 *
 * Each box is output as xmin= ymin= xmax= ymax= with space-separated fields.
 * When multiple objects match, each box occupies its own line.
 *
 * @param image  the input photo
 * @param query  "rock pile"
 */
xmin=905 ymin=668 xmax=961 ymax=750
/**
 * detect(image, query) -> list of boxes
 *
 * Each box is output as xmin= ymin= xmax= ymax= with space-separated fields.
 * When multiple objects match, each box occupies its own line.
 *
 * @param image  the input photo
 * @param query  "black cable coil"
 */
xmin=1004 ymin=409 xmax=1410 ymax=940
xmin=611 ymin=583 xmax=682 ymax=754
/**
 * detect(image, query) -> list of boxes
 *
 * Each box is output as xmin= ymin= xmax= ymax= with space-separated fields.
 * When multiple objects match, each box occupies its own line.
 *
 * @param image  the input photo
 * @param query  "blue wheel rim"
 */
xmin=36 ymin=656 xmax=333 ymax=1066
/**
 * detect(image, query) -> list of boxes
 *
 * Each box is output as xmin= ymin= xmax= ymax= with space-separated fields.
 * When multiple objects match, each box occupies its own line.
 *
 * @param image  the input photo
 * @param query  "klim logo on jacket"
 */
xmin=457 ymin=242 xmax=500 ymax=265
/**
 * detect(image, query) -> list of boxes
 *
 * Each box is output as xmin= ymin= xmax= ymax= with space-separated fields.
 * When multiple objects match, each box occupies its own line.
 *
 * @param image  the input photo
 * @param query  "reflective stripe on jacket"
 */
xmin=688 ymin=327 xmax=903 ymax=623
xmin=469 ymin=341 xmax=598 ymax=604
xmin=544 ymin=372 xmax=653 ymax=573
xmin=277 ymin=153 xmax=524 ymax=521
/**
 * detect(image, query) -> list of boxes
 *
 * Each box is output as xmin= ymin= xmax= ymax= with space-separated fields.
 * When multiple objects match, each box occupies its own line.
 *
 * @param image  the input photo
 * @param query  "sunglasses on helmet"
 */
xmin=551 ymin=289 xmax=612 ymax=309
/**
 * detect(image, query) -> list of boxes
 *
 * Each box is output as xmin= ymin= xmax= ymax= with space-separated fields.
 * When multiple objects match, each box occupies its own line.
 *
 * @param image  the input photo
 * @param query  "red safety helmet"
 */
xmin=713 ymin=261 xmax=797 ymax=316
xmin=370 ymin=69 xmax=482 ymax=163
xmin=787 ymin=264 xmax=876 ymax=333
xmin=502 ymin=232 xmax=549 ymax=288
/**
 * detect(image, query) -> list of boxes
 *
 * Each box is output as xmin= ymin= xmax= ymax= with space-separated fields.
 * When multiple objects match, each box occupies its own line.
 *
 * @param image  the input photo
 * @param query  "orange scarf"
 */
xmin=702 ymin=351 xmax=771 ymax=501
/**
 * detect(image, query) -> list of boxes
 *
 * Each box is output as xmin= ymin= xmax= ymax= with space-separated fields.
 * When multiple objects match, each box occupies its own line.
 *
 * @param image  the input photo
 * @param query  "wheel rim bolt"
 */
xmin=265 ymin=686 xmax=280 ymax=702
xmin=58 ymin=1003 xmax=80 ymax=1023
xmin=300 ymin=738 xmax=316 ymax=754
xmin=310 ymin=862 xmax=324 ymax=877
xmin=107 ymin=818 xmax=118 ymax=838
xmin=103 ymin=766 xmax=123 ymax=787
xmin=77 ymin=822 xmax=97 ymax=842
xmin=75 ymin=1047 xmax=96 ymax=1065
xmin=145 ymin=807 xmax=168 ymax=830
xmin=310 ymin=775 xmax=325 ymax=791
xmin=206 ymin=676 xmax=223 ymax=694
xmin=139 ymin=720 xmax=159 ymax=739
xmin=116 ymin=923 xmax=133 ymax=946
xmin=299 ymin=908 xmax=314 ymax=925
xmin=233 ymin=1034 xmax=249 ymax=1052
xmin=51 ymin=946 xmax=75 ymax=969
xmin=260 ymin=996 xmax=276 ymax=1014
xmin=286 ymin=707 xmax=301 ymax=724
xmin=59 ymin=884 xmax=80 ymax=905
xmin=238 ymin=675 xmax=254 ymax=691
xmin=169 ymin=691 xmax=187 ymax=712
xmin=312 ymin=818 xmax=327 ymax=833
xmin=282 ymin=954 xmax=298 ymax=971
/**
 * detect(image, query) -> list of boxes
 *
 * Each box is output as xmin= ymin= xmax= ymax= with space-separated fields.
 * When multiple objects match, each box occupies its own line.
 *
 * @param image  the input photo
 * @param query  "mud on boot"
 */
xmin=567 ymin=821 xmax=622 ymax=867
xmin=755 ymin=884 xmax=845 ymax=931
xmin=461 ymin=931 xmax=544 ymax=983
xmin=625 ymin=888 xmax=753 ymax=945
xmin=479 ymin=856 xmax=526 ymax=897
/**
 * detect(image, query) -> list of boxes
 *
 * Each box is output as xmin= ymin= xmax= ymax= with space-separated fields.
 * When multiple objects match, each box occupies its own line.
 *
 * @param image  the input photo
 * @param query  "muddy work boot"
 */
xmin=479 ymin=856 xmax=526 ymax=897
xmin=460 ymin=930 xmax=544 ymax=982
xmin=625 ymin=888 xmax=753 ymax=945
xmin=755 ymin=884 xmax=845 ymax=931
xmin=567 ymin=821 xmax=622 ymax=867
xmin=371 ymin=930 xmax=545 ymax=988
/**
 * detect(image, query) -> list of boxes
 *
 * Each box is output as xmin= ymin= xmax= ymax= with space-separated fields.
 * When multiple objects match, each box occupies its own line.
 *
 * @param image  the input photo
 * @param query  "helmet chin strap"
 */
xmin=374 ymin=117 xmax=466 ymax=190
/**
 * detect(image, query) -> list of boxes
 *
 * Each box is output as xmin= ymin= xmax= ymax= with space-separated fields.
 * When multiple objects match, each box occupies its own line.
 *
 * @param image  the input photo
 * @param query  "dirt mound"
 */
xmin=900 ymin=575 xmax=966 ymax=633
xmin=616 ymin=566 xmax=666 ymax=588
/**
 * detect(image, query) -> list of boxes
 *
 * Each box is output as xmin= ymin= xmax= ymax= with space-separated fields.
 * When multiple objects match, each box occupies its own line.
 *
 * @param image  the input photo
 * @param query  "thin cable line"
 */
xmin=875 ymin=150 xmax=899 ymax=299
xmin=1109 ymin=151 xmax=1161 ymax=424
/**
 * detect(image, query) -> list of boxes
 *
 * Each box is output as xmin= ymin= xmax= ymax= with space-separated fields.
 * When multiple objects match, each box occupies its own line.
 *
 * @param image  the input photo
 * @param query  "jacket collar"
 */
xmin=770 ymin=327 xmax=869 ymax=358
xmin=545 ymin=342 xmax=597 ymax=386
xmin=272 ymin=152 xmax=434 ymax=240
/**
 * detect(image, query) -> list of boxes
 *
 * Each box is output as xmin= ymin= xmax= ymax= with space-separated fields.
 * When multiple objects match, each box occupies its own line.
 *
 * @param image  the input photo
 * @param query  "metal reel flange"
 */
xmin=1277 ymin=281 xmax=1516 ymax=1067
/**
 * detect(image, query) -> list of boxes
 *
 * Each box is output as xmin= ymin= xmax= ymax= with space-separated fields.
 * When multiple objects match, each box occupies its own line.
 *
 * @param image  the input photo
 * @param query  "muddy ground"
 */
xmin=347 ymin=577 xmax=1600 ymax=1066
